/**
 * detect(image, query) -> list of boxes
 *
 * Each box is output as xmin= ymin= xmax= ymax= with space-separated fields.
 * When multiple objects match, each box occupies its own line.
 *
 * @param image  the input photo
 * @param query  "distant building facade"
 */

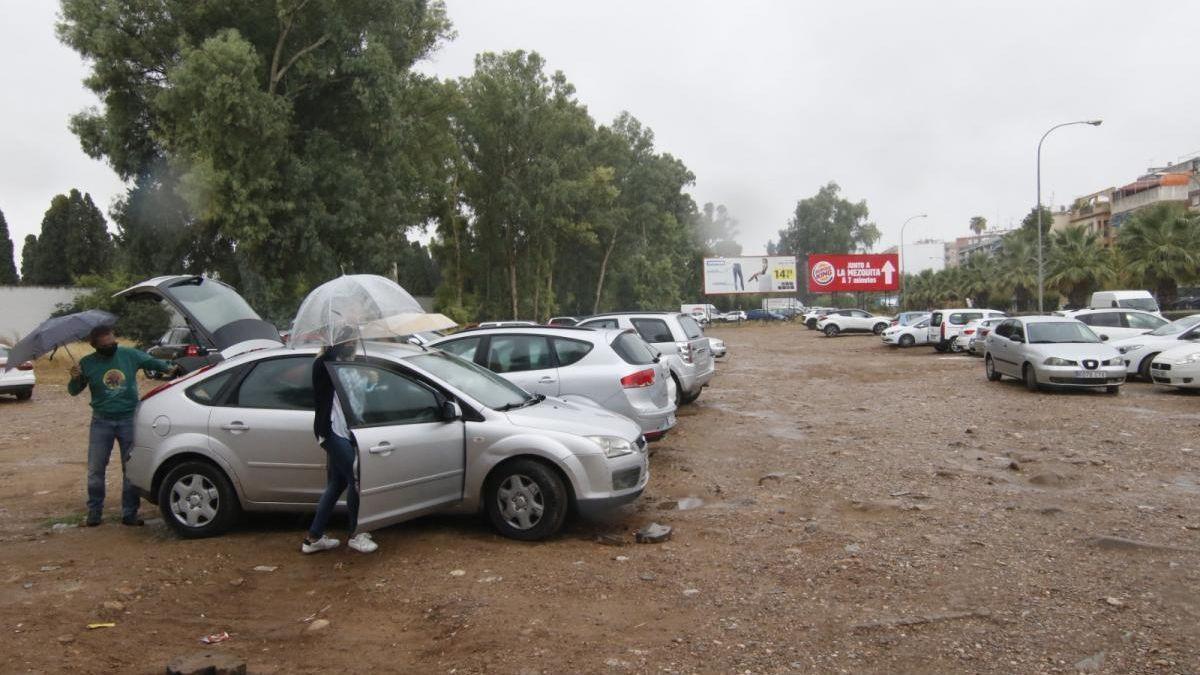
xmin=1109 ymin=157 xmax=1198 ymax=229
xmin=1068 ymin=188 xmax=1115 ymax=246
xmin=946 ymin=231 xmax=1009 ymax=267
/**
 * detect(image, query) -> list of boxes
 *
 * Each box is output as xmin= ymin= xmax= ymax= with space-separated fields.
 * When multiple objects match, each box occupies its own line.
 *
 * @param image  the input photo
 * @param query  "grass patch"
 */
xmin=41 ymin=512 xmax=86 ymax=528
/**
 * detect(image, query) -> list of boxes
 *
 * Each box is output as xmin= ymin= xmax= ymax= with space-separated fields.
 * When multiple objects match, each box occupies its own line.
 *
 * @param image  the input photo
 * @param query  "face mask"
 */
xmin=96 ymin=344 xmax=117 ymax=358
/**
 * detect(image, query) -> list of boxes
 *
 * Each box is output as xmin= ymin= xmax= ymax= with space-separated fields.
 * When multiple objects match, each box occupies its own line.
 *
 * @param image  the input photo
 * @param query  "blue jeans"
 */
xmin=307 ymin=435 xmax=359 ymax=539
xmin=87 ymin=416 xmax=139 ymax=519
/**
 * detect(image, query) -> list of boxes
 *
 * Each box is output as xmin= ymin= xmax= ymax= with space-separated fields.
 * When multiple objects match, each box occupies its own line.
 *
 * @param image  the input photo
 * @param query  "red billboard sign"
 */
xmin=806 ymin=254 xmax=899 ymax=292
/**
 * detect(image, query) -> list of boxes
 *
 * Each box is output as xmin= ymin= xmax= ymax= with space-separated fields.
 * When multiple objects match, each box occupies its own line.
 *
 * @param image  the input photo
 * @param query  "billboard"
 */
xmin=703 ymin=256 xmax=797 ymax=295
xmin=806 ymin=253 xmax=899 ymax=292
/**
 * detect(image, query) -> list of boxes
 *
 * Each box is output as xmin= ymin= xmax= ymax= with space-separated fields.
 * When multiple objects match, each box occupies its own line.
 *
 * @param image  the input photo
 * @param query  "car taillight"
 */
xmin=17 ymin=361 xmax=34 ymax=371
xmin=141 ymin=365 xmax=214 ymax=402
xmin=964 ymin=329 xmax=975 ymax=335
xmin=185 ymin=344 xmax=200 ymax=357
xmin=620 ymin=368 xmax=656 ymax=389
xmin=941 ymin=323 xmax=947 ymax=338
xmin=676 ymin=341 xmax=694 ymax=364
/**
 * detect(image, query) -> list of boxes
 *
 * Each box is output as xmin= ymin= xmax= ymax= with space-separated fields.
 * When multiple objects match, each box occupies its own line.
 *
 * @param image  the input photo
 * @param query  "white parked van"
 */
xmin=681 ymin=304 xmax=720 ymax=323
xmin=927 ymin=308 xmax=1006 ymax=352
xmin=1088 ymin=290 xmax=1160 ymax=316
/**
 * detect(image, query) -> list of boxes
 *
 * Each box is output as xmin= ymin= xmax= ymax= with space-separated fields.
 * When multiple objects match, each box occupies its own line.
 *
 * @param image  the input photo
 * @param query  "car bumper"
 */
xmin=0 ymin=382 xmax=34 ymax=394
xmin=1150 ymin=362 xmax=1200 ymax=388
xmin=1033 ymin=364 xmax=1125 ymax=387
xmin=572 ymin=450 xmax=650 ymax=517
xmin=677 ymin=363 xmax=715 ymax=396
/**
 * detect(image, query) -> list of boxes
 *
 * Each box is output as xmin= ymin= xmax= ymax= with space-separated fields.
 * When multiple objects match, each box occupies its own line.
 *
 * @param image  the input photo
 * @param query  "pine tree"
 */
xmin=20 ymin=190 xmax=114 ymax=285
xmin=0 ymin=209 xmax=18 ymax=284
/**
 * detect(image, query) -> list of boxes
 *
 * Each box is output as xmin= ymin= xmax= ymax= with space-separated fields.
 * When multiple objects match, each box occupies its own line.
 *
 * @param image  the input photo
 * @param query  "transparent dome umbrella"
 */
xmin=288 ymin=275 xmax=456 ymax=348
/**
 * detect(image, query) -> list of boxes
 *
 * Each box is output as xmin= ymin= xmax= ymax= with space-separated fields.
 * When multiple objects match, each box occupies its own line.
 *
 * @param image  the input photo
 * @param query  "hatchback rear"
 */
xmin=0 ymin=344 xmax=35 ymax=400
xmin=576 ymin=312 xmax=715 ymax=405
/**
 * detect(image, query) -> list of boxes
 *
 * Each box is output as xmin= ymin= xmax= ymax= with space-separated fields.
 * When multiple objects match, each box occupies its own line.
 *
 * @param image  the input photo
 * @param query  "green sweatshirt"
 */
xmin=67 ymin=346 xmax=174 ymax=420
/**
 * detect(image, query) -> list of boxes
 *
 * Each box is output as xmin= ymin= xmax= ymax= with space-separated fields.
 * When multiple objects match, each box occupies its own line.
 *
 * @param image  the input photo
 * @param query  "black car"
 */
xmin=145 ymin=327 xmax=200 ymax=378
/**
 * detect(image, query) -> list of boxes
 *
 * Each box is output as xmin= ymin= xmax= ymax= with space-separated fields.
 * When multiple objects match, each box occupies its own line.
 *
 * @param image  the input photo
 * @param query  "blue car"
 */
xmin=746 ymin=309 xmax=787 ymax=321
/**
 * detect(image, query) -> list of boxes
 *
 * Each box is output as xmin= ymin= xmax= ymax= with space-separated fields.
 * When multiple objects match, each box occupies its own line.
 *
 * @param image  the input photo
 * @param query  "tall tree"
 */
xmin=0 ymin=209 xmax=17 ymax=284
xmin=1046 ymin=225 xmax=1114 ymax=308
xmin=771 ymin=182 xmax=878 ymax=298
xmin=969 ymin=216 xmax=987 ymax=236
xmin=1117 ymin=203 xmax=1200 ymax=303
xmin=1020 ymin=205 xmax=1056 ymax=233
xmin=21 ymin=190 xmax=114 ymax=286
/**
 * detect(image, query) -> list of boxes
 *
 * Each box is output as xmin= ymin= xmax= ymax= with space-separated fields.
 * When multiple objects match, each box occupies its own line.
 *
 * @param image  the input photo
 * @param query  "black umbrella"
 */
xmin=4 ymin=310 xmax=117 ymax=372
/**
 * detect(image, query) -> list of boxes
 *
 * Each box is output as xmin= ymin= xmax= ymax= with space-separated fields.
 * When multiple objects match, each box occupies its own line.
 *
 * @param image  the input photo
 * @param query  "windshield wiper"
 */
xmin=497 ymin=394 xmax=544 ymax=411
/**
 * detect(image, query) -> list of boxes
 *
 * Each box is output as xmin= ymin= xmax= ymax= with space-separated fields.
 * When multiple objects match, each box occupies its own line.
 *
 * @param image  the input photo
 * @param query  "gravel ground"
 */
xmin=1 ymin=324 xmax=1198 ymax=674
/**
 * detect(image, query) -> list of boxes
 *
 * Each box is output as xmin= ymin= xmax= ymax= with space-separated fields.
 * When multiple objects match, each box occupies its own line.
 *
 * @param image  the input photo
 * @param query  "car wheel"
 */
xmin=949 ymin=342 xmax=964 ymax=353
xmin=934 ymin=342 xmax=948 ymax=353
xmin=805 ymin=320 xmax=815 ymax=330
xmin=484 ymin=459 xmax=569 ymax=541
xmin=158 ymin=460 xmax=240 ymax=539
xmin=985 ymin=355 xmax=1002 ymax=381
xmin=1023 ymin=364 xmax=1039 ymax=392
xmin=823 ymin=324 xmax=840 ymax=337
xmin=872 ymin=322 xmax=888 ymax=335
xmin=1106 ymin=385 xmax=1121 ymax=395
xmin=1137 ymin=354 xmax=1158 ymax=381
xmin=670 ymin=374 xmax=683 ymax=407
xmin=16 ymin=388 xmax=32 ymax=401
xmin=899 ymin=334 xmax=915 ymax=348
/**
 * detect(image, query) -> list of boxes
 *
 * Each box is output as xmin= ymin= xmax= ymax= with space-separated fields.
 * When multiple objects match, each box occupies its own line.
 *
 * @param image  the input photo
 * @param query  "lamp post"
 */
xmin=899 ymin=213 xmax=928 ymax=310
xmin=1037 ymin=119 xmax=1102 ymax=313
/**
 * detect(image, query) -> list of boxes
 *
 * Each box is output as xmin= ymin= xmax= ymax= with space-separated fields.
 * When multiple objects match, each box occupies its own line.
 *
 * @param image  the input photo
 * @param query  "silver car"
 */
xmin=429 ymin=326 xmax=677 ymax=441
xmin=984 ymin=316 xmax=1125 ymax=393
xmin=576 ymin=312 xmax=715 ymax=406
xmin=126 ymin=342 xmax=649 ymax=542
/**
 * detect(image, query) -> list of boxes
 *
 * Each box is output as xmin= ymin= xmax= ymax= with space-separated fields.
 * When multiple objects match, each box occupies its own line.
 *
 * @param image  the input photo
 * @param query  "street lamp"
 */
xmin=899 ymin=213 xmax=928 ymax=310
xmin=1037 ymin=119 xmax=1102 ymax=313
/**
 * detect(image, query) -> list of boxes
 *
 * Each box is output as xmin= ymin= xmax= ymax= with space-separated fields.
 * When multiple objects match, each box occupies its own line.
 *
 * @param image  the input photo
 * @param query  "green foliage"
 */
xmin=1046 ymin=225 xmax=1114 ymax=307
xmin=0 ymin=209 xmax=18 ymax=284
xmin=1020 ymin=205 xmax=1055 ymax=233
xmin=1117 ymin=203 xmax=1200 ymax=302
xmin=968 ymin=216 xmax=987 ymax=236
xmin=770 ymin=182 xmax=880 ymax=297
xmin=53 ymin=273 xmax=172 ymax=347
xmin=21 ymin=189 xmax=114 ymax=286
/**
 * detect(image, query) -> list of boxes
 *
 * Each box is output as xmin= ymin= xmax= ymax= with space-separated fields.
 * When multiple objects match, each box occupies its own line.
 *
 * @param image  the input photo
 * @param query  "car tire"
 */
xmin=16 ymin=388 xmax=33 ymax=401
xmin=1023 ymin=364 xmax=1039 ymax=392
xmin=823 ymin=324 xmax=840 ymax=337
xmin=484 ymin=458 xmax=569 ymax=541
xmin=806 ymin=320 xmax=816 ymax=330
xmin=899 ymin=334 xmax=915 ymax=348
xmin=872 ymin=322 xmax=888 ymax=335
xmin=949 ymin=342 xmax=964 ymax=353
xmin=1106 ymin=385 xmax=1121 ymax=395
xmin=670 ymin=374 xmax=683 ymax=408
xmin=1137 ymin=354 xmax=1158 ymax=381
xmin=158 ymin=460 xmax=240 ymax=539
xmin=985 ymin=355 xmax=1002 ymax=381
xmin=934 ymin=342 xmax=948 ymax=353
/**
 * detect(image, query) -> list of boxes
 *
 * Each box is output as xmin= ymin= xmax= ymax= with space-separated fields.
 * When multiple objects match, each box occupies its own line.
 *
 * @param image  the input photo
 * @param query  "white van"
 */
xmin=681 ymin=304 xmax=721 ymax=323
xmin=927 ymin=308 xmax=1006 ymax=352
xmin=1089 ymin=290 xmax=1160 ymax=316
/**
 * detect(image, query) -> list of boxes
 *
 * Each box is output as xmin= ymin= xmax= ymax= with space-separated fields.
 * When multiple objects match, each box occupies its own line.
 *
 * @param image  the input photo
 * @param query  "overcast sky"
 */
xmin=3 ymin=0 xmax=1198 ymax=267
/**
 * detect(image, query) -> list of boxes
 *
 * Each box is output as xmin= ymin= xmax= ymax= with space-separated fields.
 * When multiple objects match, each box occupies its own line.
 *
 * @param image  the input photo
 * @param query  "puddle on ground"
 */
xmin=1170 ymin=475 xmax=1200 ymax=494
xmin=767 ymin=426 xmax=807 ymax=441
xmin=658 ymin=497 xmax=705 ymax=511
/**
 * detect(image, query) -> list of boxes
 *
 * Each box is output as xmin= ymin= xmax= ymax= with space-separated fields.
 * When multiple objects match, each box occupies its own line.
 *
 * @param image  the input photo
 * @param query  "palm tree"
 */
xmin=1117 ymin=203 xmax=1200 ymax=303
xmin=1046 ymin=225 xmax=1115 ymax=308
xmin=995 ymin=230 xmax=1038 ymax=311
xmin=904 ymin=269 xmax=936 ymax=310
xmin=960 ymin=253 xmax=997 ymax=308
xmin=969 ymin=216 xmax=987 ymax=236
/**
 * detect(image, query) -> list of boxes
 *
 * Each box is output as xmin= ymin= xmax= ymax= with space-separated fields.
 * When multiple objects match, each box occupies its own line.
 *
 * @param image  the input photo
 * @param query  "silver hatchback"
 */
xmin=125 ymin=342 xmax=649 ymax=541
xmin=429 ymin=326 xmax=677 ymax=441
xmin=576 ymin=312 xmax=715 ymax=405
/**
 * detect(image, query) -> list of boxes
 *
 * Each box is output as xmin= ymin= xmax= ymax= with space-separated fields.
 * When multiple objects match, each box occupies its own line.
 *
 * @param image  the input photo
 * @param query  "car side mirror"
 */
xmin=440 ymin=400 xmax=461 ymax=421
xmin=1099 ymin=334 xmax=1110 ymax=342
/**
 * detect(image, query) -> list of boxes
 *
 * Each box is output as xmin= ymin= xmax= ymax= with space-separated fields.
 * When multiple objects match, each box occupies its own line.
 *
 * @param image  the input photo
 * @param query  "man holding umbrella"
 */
xmin=68 ymin=325 xmax=179 ymax=527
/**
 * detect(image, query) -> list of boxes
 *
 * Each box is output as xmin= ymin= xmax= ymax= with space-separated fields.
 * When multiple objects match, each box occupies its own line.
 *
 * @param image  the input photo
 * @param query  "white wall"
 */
xmin=0 ymin=286 xmax=90 ymax=342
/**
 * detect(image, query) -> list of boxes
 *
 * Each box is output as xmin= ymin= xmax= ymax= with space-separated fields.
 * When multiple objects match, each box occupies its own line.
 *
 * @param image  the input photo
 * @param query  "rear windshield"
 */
xmin=949 ymin=312 xmax=982 ymax=325
xmin=167 ymin=279 xmax=262 ymax=332
xmin=929 ymin=313 xmax=943 ymax=327
xmin=611 ymin=332 xmax=657 ymax=365
xmin=677 ymin=315 xmax=703 ymax=339
xmin=1118 ymin=297 xmax=1159 ymax=312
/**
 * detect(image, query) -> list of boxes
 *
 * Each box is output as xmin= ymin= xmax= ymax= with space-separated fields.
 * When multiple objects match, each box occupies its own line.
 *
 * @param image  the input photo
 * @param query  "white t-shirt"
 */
xmin=330 ymin=391 xmax=350 ymax=440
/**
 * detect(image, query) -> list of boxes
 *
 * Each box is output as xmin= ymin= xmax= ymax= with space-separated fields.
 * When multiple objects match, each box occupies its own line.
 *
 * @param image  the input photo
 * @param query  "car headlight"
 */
xmin=1043 ymin=357 xmax=1077 ymax=366
xmin=1117 ymin=344 xmax=1141 ymax=354
xmin=1104 ymin=357 xmax=1123 ymax=366
xmin=586 ymin=435 xmax=635 ymax=458
xmin=1174 ymin=352 xmax=1200 ymax=366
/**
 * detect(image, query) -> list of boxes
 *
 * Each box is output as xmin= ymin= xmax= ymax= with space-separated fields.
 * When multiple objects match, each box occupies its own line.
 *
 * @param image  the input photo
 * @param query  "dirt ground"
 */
xmin=1 ymin=324 xmax=1199 ymax=674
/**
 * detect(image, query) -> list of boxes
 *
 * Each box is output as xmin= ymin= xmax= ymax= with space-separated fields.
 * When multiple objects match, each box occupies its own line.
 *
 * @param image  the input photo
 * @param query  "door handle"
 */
xmin=368 ymin=442 xmax=393 ymax=455
xmin=221 ymin=422 xmax=249 ymax=432
xmin=538 ymin=376 xmax=556 ymax=384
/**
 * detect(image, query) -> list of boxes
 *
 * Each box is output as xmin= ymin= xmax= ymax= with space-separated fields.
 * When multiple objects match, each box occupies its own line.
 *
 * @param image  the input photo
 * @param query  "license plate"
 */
xmin=1073 ymin=370 xmax=1106 ymax=378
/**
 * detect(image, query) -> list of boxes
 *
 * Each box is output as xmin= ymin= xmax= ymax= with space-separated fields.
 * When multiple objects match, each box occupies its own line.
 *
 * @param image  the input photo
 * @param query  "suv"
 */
xmin=803 ymin=307 xmax=838 ymax=330
xmin=429 ymin=326 xmax=677 ymax=440
xmin=928 ymin=308 xmax=1005 ymax=352
xmin=577 ymin=312 xmax=715 ymax=406
xmin=816 ymin=309 xmax=891 ymax=337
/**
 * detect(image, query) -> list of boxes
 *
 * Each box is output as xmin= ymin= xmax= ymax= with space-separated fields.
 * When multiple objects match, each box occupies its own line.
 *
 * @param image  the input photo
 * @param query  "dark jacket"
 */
xmin=312 ymin=349 xmax=341 ymax=442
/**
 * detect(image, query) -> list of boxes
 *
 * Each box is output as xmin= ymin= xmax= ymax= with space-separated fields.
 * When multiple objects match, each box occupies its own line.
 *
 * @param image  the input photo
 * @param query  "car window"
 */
xmin=164 ymin=278 xmax=263 ymax=333
xmin=1085 ymin=312 xmax=1122 ymax=328
xmin=993 ymin=321 xmax=1011 ymax=338
xmin=580 ymin=319 xmax=619 ymax=330
xmin=1118 ymin=297 xmax=1159 ymax=312
xmin=408 ymin=352 xmax=529 ymax=410
xmin=487 ymin=335 xmax=554 ymax=373
xmin=1150 ymin=315 xmax=1200 ymax=336
xmin=1010 ymin=323 xmax=1025 ymax=342
xmin=0 ymin=346 xmax=8 ymax=359
xmin=186 ymin=368 xmax=238 ymax=405
xmin=1126 ymin=312 xmax=1166 ymax=330
xmin=853 ymin=310 xmax=870 ymax=318
xmin=234 ymin=357 xmax=314 ymax=410
xmin=677 ymin=315 xmax=703 ymax=339
xmin=438 ymin=336 xmax=481 ymax=362
xmin=330 ymin=364 xmax=441 ymax=427
xmin=611 ymin=332 xmax=657 ymax=365
xmin=631 ymin=318 xmax=673 ymax=343
xmin=553 ymin=338 xmax=594 ymax=367
xmin=914 ymin=319 xmax=929 ymax=328
xmin=930 ymin=312 xmax=943 ymax=327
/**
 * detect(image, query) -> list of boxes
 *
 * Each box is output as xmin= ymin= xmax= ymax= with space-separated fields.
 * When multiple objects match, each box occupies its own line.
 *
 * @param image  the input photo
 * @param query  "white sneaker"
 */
xmin=348 ymin=533 xmax=378 ymax=553
xmin=301 ymin=535 xmax=340 ymax=554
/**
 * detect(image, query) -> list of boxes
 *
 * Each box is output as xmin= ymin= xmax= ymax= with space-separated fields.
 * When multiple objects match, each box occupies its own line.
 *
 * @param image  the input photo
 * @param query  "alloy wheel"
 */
xmin=496 ymin=474 xmax=544 ymax=531
xmin=169 ymin=474 xmax=220 ymax=528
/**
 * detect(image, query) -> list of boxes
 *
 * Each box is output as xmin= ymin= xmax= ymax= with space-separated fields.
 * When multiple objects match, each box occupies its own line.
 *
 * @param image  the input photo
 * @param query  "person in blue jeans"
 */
xmin=302 ymin=338 xmax=378 ymax=554
xmin=67 ymin=325 xmax=178 ymax=527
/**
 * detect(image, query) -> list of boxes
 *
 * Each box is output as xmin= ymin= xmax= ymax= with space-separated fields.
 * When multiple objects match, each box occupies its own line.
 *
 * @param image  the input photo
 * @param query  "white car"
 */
xmin=719 ymin=311 xmax=747 ymax=322
xmin=0 ymin=344 xmax=35 ymax=401
xmin=817 ymin=309 xmax=892 ymax=337
xmin=959 ymin=317 xmax=1008 ymax=356
xmin=803 ymin=307 xmax=838 ymax=330
xmin=984 ymin=317 xmax=1125 ymax=393
xmin=708 ymin=337 xmax=727 ymax=358
xmin=1109 ymin=314 xmax=1200 ymax=379
xmin=881 ymin=318 xmax=930 ymax=347
xmin=1056 ymin=308 xmax=1167 ymax=342
xmin=478 ymin=321 xmax=538 ymax=329
xmin=928 ymin=309 xmax=1006 ymax=352
xmin=1149 ymin=343 xmax=1200 ymax=389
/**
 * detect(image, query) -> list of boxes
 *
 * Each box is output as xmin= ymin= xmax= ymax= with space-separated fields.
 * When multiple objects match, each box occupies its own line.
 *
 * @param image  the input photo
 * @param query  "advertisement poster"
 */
xmin=806 ymin=253 xmax=899 ymax=292
xmin=703 ymin=256 xmax=797 ymax=295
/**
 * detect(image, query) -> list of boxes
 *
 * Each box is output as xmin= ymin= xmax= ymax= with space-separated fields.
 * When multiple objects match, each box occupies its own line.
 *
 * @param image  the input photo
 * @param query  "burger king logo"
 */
xmin=811 ymin=260 xmax=836 ymax=286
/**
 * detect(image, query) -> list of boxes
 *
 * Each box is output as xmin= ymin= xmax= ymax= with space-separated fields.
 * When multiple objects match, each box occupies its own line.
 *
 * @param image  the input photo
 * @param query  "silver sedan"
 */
xmin=983 ymin=316 xmax=1125 ymax=393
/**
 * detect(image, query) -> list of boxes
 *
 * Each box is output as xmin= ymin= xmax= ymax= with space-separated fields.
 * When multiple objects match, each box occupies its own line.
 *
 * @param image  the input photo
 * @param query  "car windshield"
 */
xmin=900 ymin=313 xmax=927 ymax=326
xmin=166 ymin=279 xmax=262 ymax=332
xmin=1148 ymin=315 xmax=1200 ymax=336
xmin=407 ymin=352 xmax=533 ymax=410
xmin=1027 ymin=322 xmax=1101 ymax=344
xmin=1118 ymin=297 xmax=1159 ymax=312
